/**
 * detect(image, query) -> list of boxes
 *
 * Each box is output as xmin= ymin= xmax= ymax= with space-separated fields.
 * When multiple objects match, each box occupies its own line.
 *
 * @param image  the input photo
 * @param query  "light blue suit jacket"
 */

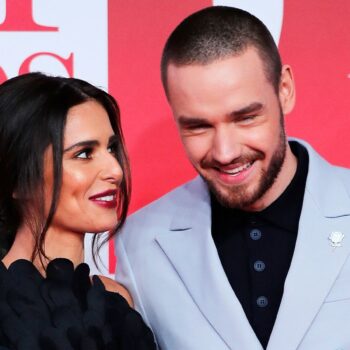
xmin=115 ymin=140 xmax=350 ymax=350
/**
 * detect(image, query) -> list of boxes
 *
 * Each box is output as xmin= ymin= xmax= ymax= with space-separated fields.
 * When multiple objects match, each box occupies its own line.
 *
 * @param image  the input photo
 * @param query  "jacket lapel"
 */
xmin=156 ymin=177 xmax=263 ymax=350
xmin=267 ymin=144 xmax=350 ymax=350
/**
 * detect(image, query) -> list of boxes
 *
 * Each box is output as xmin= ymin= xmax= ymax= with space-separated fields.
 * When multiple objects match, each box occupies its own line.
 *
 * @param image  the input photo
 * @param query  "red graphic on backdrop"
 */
xmin=18 ymin=52 xmax=74 ymax=77
xmin=0 ymin=0 xmax=73 ymax=84
xmin=0 ymin=53 xmax=74 ymax=83
xmin=0 ymin=0 xmax=58 ymax=31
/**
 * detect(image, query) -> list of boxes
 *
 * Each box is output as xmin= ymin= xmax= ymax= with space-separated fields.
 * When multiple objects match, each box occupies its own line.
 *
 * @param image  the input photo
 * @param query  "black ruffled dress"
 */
xmin=0 ymin=258 xmax=156 ymax=350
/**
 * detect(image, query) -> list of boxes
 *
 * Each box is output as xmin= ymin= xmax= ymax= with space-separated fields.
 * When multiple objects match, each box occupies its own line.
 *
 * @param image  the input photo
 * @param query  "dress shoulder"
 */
xmin=97 ymin=275 xmax=133 ymax=307
xmin=0 ymin=258 xmax=156 ymax=349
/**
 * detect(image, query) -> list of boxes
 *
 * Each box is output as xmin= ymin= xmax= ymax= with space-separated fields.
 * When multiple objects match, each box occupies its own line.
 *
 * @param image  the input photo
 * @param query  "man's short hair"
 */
xmin=161 ymin=6 xmax=282 ymax=95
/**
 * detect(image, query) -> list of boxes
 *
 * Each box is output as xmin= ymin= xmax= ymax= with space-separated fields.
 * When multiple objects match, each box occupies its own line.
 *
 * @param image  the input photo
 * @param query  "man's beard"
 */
xmin=201 ymin=117 xmax=287 ymax=210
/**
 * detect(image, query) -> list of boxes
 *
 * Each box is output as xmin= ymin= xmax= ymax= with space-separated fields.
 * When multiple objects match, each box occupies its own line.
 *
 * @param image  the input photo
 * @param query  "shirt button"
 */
xmin=256 ymin=296 xmax=268 ymax=307
xmin=249 ymin=229 xmax=262 ymax=240
xmin=253 ymin=260 xmax=266 ymax=272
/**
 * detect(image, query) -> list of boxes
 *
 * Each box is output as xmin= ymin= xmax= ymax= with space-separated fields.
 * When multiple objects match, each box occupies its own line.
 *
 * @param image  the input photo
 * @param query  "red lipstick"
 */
xmin=89 ymin=190 xmax=117 ymax=209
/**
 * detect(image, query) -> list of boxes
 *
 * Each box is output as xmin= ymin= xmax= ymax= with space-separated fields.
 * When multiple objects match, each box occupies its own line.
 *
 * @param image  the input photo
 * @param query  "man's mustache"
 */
xmin=201 ymin=150 xmax=265 ymax=169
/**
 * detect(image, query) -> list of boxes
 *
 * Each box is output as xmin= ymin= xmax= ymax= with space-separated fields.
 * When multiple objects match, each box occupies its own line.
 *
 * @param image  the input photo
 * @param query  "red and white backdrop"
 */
xmin=1 ymin=0 xmax=349 ymax=276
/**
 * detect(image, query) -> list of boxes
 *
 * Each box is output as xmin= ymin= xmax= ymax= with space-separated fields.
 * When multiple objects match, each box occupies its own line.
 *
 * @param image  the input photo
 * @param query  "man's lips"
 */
xmin=217 ymin=161 xmax=253 ymax=176
xmin=210 ymin=160 xmax=256 ymax=185
xmin=89 ymin=190 xmax=117 ymax=208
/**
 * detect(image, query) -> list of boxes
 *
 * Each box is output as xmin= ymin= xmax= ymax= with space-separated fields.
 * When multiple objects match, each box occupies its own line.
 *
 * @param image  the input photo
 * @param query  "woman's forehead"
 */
xmin=64 ymin=101 xmax=114 ymax=147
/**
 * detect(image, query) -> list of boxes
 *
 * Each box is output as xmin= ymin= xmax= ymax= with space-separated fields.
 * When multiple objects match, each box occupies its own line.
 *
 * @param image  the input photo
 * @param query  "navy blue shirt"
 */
xmin=211 ymin=141 xmax=309 ymax=349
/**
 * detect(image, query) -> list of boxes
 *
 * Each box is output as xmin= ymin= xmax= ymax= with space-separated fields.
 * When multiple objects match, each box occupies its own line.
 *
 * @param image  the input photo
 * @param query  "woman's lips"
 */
xmin=89 ymin=190 xmax=117 ymax=209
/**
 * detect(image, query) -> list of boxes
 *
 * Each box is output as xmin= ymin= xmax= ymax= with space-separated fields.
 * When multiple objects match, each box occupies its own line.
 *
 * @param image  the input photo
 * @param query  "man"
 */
xmin=115 ymin=6 xmax=350 ymax=350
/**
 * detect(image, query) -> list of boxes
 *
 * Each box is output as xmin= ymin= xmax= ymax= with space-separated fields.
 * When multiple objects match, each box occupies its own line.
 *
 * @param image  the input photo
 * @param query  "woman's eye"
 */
xmin=108 ymin=143 xmax=118 ymax=156
xmin=75 ymin=148 xmax=92 ymax=159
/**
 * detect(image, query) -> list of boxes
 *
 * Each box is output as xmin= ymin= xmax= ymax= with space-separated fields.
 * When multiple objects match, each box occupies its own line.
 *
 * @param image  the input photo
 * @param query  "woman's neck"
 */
xmin=2 ymin=224 xmax=84 ymax=273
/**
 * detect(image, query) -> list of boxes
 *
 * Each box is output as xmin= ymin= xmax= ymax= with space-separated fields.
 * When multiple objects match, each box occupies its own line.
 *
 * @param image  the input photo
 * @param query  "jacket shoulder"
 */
xmin=128 ymin=177 xmax=204 ymax=222
xmin=118 ymin=177 xmax=206 ymax=243
xmin=334 ymin=165 xmax=350 ymax=194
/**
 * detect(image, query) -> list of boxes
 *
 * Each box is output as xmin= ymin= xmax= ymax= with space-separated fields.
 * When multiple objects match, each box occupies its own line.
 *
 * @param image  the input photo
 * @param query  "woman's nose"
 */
xmin=100 ymin=152 xmax=124 ymax=185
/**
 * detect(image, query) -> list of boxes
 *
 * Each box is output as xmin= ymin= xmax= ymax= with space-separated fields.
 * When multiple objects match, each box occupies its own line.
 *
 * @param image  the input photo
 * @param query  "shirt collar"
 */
xmin=256 ymin=141 xmax=309 ymax=232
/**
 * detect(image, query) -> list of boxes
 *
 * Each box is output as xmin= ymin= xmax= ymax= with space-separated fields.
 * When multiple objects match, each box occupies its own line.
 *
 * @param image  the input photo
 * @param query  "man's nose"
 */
xmin=211 ymin=125 xmax=242 ymax=164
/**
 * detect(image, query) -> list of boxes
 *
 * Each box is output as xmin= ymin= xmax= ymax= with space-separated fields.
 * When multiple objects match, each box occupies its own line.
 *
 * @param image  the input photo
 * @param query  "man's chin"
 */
xmin=205 ymin=181 xmax=251 ymax=209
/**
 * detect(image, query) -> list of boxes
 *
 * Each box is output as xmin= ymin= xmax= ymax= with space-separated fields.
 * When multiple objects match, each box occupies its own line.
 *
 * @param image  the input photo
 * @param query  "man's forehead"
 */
xmin=167 ymin=47 xmax=265 ymax=75
xmin=167 ymin=48 xmax=267 ymax=93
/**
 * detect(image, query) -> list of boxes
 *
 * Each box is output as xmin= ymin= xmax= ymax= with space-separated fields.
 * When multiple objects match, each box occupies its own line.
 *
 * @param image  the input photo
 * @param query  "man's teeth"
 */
xmin=222 ymin=162 xmax=252 ymax=175
xmin=96 ymin=195 xmax=114 ymax=201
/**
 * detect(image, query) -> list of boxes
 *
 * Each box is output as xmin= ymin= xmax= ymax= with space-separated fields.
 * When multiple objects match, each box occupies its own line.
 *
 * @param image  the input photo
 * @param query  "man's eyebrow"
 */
xmin=177 ymin=116 xmax=209 ymax=126
xmin=230 ymin=102 xmax=264 ymax=117
xmin=176 ymin=102 xmax=264 ymax=126
xmin=63 ymin=140 xmax=99 ymax=153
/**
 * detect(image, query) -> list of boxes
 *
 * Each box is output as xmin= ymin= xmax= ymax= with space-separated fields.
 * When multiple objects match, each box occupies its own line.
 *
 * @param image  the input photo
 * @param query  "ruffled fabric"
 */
xmin=0 ymin=259 xmax=156 ymax=350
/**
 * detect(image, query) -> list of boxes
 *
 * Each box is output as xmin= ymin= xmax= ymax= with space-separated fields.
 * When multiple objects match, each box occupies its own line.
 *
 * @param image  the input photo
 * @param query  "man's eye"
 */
xmin=184 ymin=124 xmax=210 ymax=131
xmin=75 ymin=148 xmax=92 ymax=159
xmin=240 ymin=115 xmax=257 ymax=123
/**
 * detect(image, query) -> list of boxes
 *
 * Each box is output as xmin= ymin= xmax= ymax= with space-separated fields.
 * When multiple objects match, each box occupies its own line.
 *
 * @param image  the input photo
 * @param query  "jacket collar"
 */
xmin=157 ymin=176 xmax=263 ymax=349
xmin=268 ymin=139 xmax=350 ymax=349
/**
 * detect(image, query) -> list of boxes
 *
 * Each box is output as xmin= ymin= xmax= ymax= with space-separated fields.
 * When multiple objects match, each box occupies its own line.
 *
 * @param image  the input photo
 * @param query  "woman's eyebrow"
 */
xmin=63 ymin=140 xmax=99 ymax=153
xmin=108 ymin=134 xmax=119 ymax=144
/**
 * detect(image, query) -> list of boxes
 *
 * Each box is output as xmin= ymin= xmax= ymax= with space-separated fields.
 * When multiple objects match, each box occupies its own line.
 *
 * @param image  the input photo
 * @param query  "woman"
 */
xmin=0 ymin=73 xmax=156 ymax=349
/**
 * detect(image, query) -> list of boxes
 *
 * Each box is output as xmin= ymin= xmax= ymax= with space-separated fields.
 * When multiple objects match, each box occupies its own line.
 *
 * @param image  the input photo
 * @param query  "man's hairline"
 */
xmin=162 ymin=45 xmax=280 ymax=100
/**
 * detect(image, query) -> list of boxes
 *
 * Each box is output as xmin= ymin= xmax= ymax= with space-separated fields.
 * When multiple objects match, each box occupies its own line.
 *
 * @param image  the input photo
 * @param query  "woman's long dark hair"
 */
xmin=0 ymin=72 xmax=131 ymax=265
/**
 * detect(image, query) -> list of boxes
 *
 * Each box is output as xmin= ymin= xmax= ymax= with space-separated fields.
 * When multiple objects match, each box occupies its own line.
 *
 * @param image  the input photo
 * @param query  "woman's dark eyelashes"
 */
xmin=69 ymin=138 xmax=118 ymax=159
xmin=74 ymin=147 xmax=93 ymax=159
xmin=108 ymin=141 xmax=119 ymax=156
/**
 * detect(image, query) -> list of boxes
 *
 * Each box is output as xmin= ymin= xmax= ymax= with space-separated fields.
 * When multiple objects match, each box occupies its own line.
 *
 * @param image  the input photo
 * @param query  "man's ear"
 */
xmin=279 ymin=65 xmax=296 ymax=115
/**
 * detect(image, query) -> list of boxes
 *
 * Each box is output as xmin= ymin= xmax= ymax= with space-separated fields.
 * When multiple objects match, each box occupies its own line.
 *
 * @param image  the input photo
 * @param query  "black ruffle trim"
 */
xmin=0 ymin=259 xmax=156 ymax=350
